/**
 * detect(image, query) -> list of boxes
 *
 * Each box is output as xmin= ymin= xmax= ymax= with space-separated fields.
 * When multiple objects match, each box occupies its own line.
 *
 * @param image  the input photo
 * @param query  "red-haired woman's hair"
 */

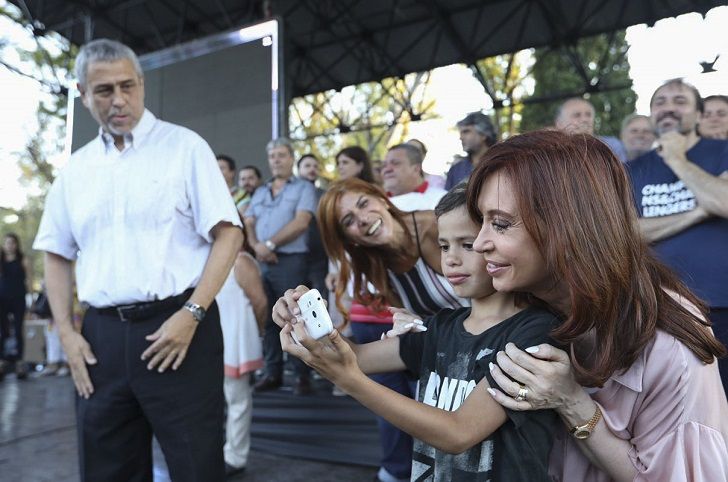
xmin=466 ymin=129 xmax=726 ymax=386
xmin=317 ymin=178 xmax=411 ymax=320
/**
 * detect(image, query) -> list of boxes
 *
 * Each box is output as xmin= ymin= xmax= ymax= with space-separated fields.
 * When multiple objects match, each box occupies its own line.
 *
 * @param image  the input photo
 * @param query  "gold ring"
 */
xmin=515 ymin=386 xmax=528 ymax=402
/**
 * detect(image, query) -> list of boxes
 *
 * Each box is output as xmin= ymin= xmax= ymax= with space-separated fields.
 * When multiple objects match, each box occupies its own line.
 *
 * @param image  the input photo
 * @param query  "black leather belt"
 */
xmin=94 ymin=288 xmax=194 ymax=322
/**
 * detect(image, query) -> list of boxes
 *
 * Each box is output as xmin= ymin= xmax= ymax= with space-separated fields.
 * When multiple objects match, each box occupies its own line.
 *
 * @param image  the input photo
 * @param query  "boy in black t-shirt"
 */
xmin=280 ymin=184 xmax=559 ymax=481
xmin=398 ymin=299 xmax=556 ymax=480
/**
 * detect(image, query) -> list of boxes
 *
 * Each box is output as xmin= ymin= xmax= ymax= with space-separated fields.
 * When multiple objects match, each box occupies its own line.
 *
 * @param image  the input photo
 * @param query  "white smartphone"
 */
xmin=295 ymin=288 xmax=334 ymax=340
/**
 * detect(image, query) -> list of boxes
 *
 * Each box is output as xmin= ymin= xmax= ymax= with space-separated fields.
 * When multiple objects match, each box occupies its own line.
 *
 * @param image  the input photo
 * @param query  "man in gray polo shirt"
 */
xmin=244 ymin=138 xmax=316 ymax=395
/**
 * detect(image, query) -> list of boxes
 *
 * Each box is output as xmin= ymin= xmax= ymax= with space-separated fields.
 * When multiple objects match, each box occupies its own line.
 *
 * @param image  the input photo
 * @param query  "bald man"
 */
xmin=555 ymin=97 xmax=628 ymax=162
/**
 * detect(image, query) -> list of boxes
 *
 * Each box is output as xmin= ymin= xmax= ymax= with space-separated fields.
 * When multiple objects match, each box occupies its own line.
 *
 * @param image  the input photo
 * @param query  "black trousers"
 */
xmin=305 ymin=258 xmax=329 ymax=310
xmin=0 ymin=295 xmax=26 ymax=360
xmin=77 ymin=302 xmax=225 ymax=482
xmin=260 ymin=253 xmax=310 ymax=379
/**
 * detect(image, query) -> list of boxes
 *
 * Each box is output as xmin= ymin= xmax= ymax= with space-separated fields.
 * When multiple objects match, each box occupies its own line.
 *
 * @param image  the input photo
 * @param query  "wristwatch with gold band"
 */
xmin=569 ymin=405 xmax=602 ymax=440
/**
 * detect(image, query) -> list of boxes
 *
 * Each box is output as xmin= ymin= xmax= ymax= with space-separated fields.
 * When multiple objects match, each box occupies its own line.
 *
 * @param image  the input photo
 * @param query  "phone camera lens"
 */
xmin=312 ymin=311 xmax=317 ymax=318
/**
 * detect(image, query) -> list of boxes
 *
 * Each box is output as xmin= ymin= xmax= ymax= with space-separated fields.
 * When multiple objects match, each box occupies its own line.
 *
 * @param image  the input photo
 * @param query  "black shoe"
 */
xmin=225 ymin=462 xmax=246 ymax=479
xmin=253 ymin=375 xmax=282 ymax=393
xmin=15 ymin=362 xmax=28 ymax=380
xmin=293 ymin=376 xmax=312 ymax=396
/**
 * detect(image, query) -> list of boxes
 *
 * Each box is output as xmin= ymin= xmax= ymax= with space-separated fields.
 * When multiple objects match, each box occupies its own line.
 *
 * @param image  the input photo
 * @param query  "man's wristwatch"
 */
xmin=569 ymin=405 xmax=602 ymax=440
xmin=264 ymin=239 xmax=277 ymax=251
xmin=183 ymin=301 xmax=206 ymax=322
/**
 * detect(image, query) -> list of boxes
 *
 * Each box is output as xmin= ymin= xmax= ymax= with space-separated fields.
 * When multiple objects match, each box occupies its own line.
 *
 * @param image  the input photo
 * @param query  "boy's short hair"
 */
xmin=435 ymin=182 xmax=468 ymax=218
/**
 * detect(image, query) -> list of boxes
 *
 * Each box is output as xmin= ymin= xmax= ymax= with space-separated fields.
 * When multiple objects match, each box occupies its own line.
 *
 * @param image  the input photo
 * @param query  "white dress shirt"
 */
xmin=33 ymin=110 xmax=241 ymax=307
xmin=390 ymin=184 xmax=447 ymax=212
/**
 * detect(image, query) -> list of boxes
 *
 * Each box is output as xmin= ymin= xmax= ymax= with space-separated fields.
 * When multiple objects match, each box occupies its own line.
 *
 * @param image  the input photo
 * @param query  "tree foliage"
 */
xmin=0 ymin=2 xmax=74 ymax=287
xmin=474 ymin=51 xmax=531 ymax=138
xmin=288 ymin=72 xmax=435 ymax=179
xmin=520 ymin=31 xmax=635 ymax=136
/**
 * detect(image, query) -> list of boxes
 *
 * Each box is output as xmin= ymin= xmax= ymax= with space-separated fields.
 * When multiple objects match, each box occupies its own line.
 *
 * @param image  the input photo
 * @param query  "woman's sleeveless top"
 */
xmin=0 ymin=258 xmax=26 ymax=299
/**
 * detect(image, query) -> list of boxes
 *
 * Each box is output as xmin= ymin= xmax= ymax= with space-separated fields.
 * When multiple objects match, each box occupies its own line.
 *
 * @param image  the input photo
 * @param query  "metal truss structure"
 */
xmin=9 ymin=0 xmax=725 ymax=136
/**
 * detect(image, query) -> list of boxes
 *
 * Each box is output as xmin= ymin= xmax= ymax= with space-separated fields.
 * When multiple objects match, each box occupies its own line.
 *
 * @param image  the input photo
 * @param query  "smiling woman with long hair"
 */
xmin=317 ymin=178 xmax=465 ymax=320
xmin=466 ymin=129 xmax=728 ymax=481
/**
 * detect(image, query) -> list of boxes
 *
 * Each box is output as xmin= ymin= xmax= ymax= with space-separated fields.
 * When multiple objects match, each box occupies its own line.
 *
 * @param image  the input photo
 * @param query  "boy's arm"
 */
xmin=284 ymin=325 xmax=508 ymax=454
xmin=347 ymin=307 xmax=433 ymax=374
xmin=345 ymin=371 xmax=507 ymax=454
xmin=345 ymin=337 xmax=407 ymax=374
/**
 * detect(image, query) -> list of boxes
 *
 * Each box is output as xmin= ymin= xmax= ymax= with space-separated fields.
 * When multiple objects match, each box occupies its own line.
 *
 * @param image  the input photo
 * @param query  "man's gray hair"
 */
xmin=75 ymin=39 xmax=143 ymax=87
xmin=620 ymin=113 xmax=652 ymax=135
xmin=266 ymin=137 xmax=295 ymax=157
xmin=554 ymin=97 xmax=594 ymax=123
xmin=456 ymin=112 xmax=498 ymax=147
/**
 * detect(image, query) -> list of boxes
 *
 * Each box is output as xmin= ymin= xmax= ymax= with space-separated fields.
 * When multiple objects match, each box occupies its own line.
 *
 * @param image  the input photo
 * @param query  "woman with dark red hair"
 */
xmin=469 ymin=130 xmax=728 ymax=480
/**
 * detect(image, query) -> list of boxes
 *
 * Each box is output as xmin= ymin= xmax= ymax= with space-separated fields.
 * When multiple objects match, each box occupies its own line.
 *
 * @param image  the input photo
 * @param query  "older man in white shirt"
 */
xmin=33 ymin=39 xmax=242 ymax=482
xmin=382 ymin=143 xmax=447 ymax=211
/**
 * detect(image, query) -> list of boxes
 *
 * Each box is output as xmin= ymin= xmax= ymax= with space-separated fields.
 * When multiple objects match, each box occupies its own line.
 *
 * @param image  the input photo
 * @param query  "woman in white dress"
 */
xmin=217 ymin=244 xmax=267 ymax=476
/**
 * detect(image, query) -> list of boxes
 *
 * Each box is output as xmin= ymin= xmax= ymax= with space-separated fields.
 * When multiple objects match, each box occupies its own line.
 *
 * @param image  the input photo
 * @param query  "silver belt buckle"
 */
xmin=116 ymin=305 xmax=135 ymax=322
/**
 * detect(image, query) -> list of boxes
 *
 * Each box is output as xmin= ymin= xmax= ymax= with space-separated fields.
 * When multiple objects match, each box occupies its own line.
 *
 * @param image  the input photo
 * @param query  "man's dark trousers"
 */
xmin=77 ymin=302 xmax=224 ymax=482
xmin=260 ymin=252 xmax=310 ymax=379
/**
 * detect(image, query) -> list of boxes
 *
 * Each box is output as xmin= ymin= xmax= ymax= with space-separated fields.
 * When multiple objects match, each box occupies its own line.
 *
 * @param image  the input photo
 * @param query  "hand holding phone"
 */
xmin=294 ymin=289 xmax=334 ymax=341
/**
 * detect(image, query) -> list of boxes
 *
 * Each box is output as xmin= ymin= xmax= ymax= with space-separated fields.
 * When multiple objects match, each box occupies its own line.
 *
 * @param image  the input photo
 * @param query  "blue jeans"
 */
xmin=351 ymin=322 xmax=414 ymax=480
